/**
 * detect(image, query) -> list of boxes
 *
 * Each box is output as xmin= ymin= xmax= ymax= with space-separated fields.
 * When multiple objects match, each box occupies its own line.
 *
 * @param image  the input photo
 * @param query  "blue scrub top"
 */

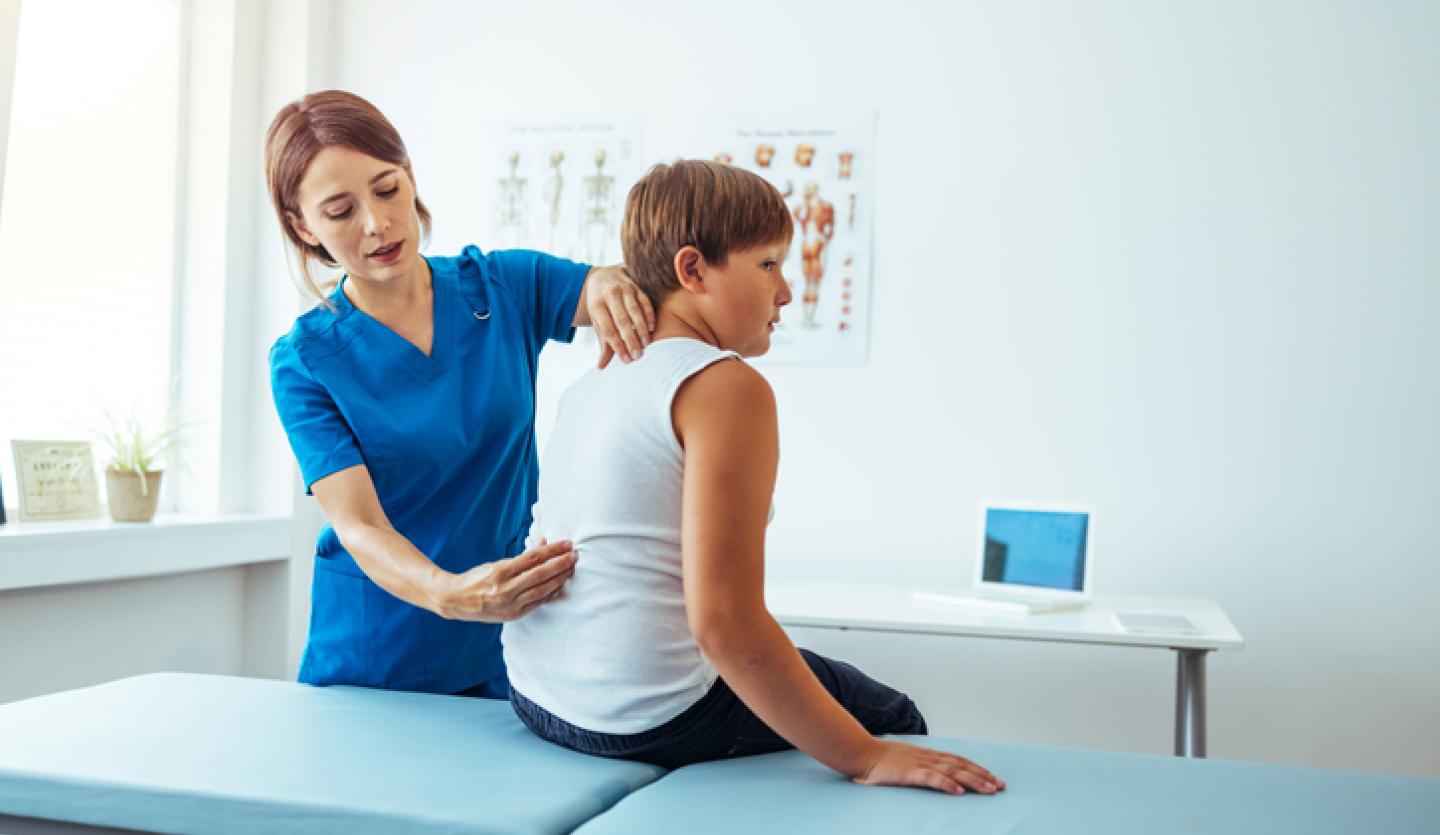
xmin=268 ymin=245 xmax=588 ymax=694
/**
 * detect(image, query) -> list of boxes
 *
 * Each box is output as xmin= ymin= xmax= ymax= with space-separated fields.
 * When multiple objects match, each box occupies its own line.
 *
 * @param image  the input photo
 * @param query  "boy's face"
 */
xmin=705 ymin=239 xmax=793 ymax=357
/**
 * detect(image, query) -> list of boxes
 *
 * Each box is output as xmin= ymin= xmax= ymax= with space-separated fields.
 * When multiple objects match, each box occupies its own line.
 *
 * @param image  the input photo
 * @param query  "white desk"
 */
xmin=765 ymin=580 xmax=1245 ymax=758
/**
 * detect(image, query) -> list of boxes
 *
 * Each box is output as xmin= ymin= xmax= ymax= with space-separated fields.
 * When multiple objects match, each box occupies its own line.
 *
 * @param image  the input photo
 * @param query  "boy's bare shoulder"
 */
xmin=681 ymin=357 xmax=773 ymax=405
xmin=672 ymin=358 xmax=776 ymax=436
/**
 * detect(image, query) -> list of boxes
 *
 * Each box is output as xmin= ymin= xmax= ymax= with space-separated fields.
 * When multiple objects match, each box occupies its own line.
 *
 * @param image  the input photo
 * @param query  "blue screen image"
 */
xmin=982 ymin=508 xmax=1088 ymax=591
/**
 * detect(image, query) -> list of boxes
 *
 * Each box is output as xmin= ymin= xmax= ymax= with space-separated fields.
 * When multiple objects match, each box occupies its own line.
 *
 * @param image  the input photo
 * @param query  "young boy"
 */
xmin=502 ymin=160 xmax=1004 ymax=796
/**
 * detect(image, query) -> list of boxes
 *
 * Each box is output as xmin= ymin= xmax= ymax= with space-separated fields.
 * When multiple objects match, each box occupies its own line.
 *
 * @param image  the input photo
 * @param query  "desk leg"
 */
xmin=1174 ymin=649 xmax=1209 ymax=757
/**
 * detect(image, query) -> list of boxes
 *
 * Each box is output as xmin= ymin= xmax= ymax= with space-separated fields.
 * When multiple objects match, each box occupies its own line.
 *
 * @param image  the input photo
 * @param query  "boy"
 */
xmin=502 ymin=161 xmax=1004 ymax=796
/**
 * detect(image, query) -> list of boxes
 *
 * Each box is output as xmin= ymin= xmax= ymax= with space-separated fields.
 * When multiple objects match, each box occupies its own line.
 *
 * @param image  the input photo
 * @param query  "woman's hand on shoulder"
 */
xmin=435 ymin=538 xmax=578 ymax=622
xmin=582 ymin=264 xmax=655 ymax=369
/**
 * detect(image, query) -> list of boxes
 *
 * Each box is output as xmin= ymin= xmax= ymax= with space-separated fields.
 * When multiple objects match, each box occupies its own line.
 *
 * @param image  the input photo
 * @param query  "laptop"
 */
xmin=914 ymin=499 xmax=1096 ymax=614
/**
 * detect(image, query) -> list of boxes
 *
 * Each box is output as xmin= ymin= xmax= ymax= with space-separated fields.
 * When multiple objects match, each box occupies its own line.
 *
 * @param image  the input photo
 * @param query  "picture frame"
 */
xmin=11 ymin=440 xmax=102 ymax=522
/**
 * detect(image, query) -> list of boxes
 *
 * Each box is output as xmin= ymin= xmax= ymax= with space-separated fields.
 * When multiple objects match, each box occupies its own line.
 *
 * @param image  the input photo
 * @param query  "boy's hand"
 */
xmin=585 ymin=264 xmax=655 ymax=368
xmin=853 ymin=740 xmax=1006 ymax=796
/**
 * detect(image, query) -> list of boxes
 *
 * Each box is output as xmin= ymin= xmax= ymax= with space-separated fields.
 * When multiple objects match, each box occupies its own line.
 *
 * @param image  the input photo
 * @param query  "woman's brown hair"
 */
xmin=264 ymin=90 xmax=432 ymax=307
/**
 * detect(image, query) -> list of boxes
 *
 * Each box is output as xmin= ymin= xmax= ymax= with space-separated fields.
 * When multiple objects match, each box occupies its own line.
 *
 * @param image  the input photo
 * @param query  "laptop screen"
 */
xmin=982 ymin=507 xmax=1090 ymax=592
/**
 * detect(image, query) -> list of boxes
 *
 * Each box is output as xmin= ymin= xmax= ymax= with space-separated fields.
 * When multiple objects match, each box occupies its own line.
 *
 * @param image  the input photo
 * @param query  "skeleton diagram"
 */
xmin=544 ymin=150 xmax=565 ymax=253
xmin=582 ymin=149 xmax=615 ymax=264
xmin=496 ymin=151 xmax=527 ymax=247
xmin=793 ymin=181 xmax=835 ymax=329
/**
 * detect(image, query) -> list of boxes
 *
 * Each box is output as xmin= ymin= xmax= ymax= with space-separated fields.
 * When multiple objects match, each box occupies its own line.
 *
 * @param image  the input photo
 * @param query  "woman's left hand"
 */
xmin=584 ymin=265 xmax=656 ymax=368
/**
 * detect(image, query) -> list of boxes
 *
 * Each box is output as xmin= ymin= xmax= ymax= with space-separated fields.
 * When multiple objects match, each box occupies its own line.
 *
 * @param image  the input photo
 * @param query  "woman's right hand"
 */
xmin=434 ymin=538 xmax=577 ymax=622
xmin=853 ymin=740 xmax=1006 ymax=796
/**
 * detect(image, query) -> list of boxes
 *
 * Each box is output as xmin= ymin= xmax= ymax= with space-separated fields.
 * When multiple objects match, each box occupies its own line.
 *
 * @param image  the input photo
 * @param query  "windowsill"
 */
xmin=0 ymin=512 xmax=292 ymax=593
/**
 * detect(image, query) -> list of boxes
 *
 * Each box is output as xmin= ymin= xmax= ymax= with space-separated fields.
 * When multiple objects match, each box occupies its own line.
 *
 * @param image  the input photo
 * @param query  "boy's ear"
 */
xmin=673 ymin=246 xmax=706 ymax=293
xmin=287 ymin=210 xmax=321 ymax=247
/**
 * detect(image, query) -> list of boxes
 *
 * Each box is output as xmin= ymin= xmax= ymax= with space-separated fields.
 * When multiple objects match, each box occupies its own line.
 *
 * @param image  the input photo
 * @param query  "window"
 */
xmin=0 ymin=1 xmax=183 ymax=504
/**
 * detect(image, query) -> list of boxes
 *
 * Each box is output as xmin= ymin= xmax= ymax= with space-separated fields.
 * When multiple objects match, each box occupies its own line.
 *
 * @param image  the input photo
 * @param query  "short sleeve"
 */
xmin=482 ymin=248 xmax=589 ymax=346
xmin=269 ymin=338 xmax=365 ymax=494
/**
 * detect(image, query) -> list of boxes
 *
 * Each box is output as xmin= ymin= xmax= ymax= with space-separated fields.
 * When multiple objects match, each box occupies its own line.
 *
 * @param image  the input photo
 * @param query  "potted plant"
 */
xmin=93 ymin=407 xmax=185 ymax=523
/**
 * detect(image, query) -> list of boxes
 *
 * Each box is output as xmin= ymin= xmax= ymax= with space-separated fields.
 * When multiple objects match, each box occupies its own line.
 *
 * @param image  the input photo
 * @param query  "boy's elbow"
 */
xmin=691 ymin=617 xmax=732 ymax=660
xmin=690 ymin=607 xmax=770 ymax=665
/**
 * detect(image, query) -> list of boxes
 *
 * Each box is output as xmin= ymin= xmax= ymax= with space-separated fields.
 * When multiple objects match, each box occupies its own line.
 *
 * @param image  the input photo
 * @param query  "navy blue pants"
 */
xmin=509 ymin=648 xmax=927 ymax=769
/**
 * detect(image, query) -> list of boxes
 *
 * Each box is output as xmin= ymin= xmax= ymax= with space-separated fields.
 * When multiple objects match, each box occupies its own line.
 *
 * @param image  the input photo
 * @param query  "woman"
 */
xmin=265 ymin=90 xmax=655 ymax=697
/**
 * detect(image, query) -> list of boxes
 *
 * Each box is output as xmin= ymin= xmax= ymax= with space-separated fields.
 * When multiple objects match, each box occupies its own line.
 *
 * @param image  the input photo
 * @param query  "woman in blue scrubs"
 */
xmin=264 ymin=90 xmax=655 ymax=697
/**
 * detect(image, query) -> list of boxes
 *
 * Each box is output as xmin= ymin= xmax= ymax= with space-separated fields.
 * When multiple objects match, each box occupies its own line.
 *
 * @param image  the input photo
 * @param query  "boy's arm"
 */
xmin=674 ymin=360 xmax=1004 ymax=795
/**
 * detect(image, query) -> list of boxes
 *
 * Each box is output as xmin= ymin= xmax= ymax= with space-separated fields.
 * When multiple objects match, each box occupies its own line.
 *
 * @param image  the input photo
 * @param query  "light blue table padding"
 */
xmin=0 ymin=673 xmax=665 ymax=835
xmin=575 ymin=734 xmax=1440 ymax=835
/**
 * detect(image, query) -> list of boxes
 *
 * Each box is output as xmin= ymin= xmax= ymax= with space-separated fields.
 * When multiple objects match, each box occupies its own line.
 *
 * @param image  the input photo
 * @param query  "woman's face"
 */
xmin=289 ymin=147 xmax=423 ymax=286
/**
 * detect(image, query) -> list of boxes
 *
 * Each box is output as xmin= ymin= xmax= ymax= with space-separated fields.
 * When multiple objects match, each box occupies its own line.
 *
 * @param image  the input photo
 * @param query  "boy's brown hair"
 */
xmin=621 ymin=160 xmax=794 ymax=310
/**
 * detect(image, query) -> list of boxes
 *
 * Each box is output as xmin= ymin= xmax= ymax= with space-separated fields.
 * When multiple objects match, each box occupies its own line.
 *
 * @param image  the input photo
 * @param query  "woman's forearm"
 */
xmin=335 ymin=522 xmax=451 ymax=615
xmin=698 ymin=612 xmax=880 ymax=777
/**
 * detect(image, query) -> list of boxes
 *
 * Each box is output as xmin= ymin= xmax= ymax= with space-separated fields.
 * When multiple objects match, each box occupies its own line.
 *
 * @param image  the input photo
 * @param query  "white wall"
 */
xmin=0 ymin=569 xmax=248 ymax=704
xmin=323 ymin=0 xmax=1440 ymax=776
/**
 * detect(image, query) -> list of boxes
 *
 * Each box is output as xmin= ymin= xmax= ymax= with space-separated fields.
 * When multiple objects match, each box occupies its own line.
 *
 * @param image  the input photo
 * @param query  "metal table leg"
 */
xmin=1174 ymin=649 xmax=1209 ymax=757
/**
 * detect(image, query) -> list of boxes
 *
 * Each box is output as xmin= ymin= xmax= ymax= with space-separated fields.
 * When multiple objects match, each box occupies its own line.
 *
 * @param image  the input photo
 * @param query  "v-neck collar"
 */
xmin=330 ymin=256 xmax=451 ymax=383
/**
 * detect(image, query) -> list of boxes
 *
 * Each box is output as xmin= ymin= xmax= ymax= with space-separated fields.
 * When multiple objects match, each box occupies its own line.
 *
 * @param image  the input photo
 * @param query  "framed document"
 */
xmin=11 ymin=440 xmax=102 ymax=522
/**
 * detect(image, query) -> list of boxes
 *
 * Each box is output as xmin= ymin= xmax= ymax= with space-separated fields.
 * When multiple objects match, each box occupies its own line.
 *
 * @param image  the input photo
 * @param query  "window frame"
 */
xmin=0 ymin=0 xmax=189 ymax=515
xmin=0 ymin=0 xmax=345 ymax=682
xmin=0 ymin=0 xmax=307 ymax=526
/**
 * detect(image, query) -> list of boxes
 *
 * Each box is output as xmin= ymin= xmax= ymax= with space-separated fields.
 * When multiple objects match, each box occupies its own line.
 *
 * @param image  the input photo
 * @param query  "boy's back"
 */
xmin=502 ymin=159 xmax=1002 ymax=795
xmin=502 ymin=337 xmax=740 ymax=734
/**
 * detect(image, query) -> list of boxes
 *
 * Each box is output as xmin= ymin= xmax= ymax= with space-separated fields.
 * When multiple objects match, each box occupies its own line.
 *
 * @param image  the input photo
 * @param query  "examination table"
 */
xmin=1 ymin=673 xmax=1435 ymax=834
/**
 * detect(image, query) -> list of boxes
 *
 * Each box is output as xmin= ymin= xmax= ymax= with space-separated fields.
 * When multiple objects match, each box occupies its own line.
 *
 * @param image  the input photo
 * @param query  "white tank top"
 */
xmin=502 ymin=338 xmax=742 ymax=734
